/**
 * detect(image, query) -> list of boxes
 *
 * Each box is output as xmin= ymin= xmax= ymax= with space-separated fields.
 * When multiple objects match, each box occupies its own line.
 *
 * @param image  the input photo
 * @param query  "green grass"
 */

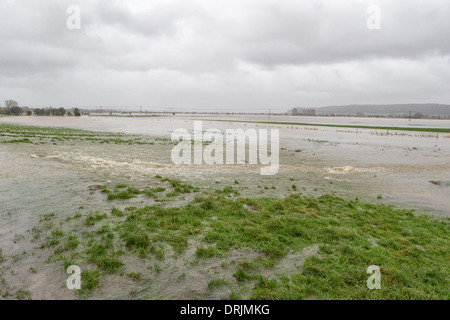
xmin=39 ymin=192 xmax=449 ymax=299
xmin=15 ymin=289 xmax=32 ymax=300
xmin=127 ymin=272 xmax=144 ymax=282
xmin=195 ymin=247 xmax=219 ymax=259
xmin=234 ymin=268 xmax=254 ymax=282
xmin=106 ymin=187 xmax=142 ymax=200
xmin=161 ymin=178 xmax=198 ymax=194
xmin=85 ymin=212 xmax=108 ymax=226
xmin=78 ymin=269 xmax=101 ymax=295
xmin=100 ymin=179 xmax=200 ymax=201
xmin=208 ymin=278 xmax=229 ymax=289
xmin=0 ymin=123 xmax=160 ymax=145
xmin=216 ymin=186 xmax=240 ymax=196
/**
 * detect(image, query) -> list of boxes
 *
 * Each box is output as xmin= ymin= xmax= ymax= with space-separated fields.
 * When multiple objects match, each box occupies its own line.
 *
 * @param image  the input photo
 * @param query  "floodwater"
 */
xmin=0 ymin=115 xmax=449 ymax=299
xmin=1 ymin=115 xmax=449 ymax=215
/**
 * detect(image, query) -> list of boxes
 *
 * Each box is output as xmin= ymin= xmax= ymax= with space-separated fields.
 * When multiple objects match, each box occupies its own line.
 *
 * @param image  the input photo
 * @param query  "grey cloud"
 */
xmin=0 ymin=0 xmax=449 ymax=110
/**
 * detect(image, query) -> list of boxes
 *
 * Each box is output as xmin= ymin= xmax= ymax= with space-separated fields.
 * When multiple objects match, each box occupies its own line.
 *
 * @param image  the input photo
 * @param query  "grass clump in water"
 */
xmin=208 ymin=278 xmax=229 ymax=289
xmin=85 ymin=212 xmax=108 ymax=226
xmin=195 ymin=247 xmax=219 ymax=259
xmin=107 ymin=187 xmax=141 ymax=200
xmin=78 ymin=269 xmax=101 ymax=295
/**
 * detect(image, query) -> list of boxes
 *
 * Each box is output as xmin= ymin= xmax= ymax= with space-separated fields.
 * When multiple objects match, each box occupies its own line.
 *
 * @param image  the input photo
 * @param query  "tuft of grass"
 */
xmin=107 ymin=187 xmax=141 ymax=200
xmin=234 ymin=268 xmax=253 ymax=282
xmin=85 ymin=212 xmax=108 ymax=226
xmin=127 ymin=272 xmax=143 ymax=282
xmin=15 ymin=289 xmax=32 ymax=300
xmin=78 ymin=269 xmax=101 ymax=295
xmin=216 ymin=186 xmax=240 ymax=196
xmin=208 ymin=278 xmax=229 ymax=289
xmin=195 ymin=247 xmax=218 ymax=259
xmin=96 ymin=256 xmax=124 ymax=274
xmin=162 ymin=178 xmax=197 ymax=194
xmin=121 ymin=229 xmax=151 ymax=250
xmin=111 ymin=208 xmax=124 ymax=217
xmin=63 ymin=235 xmax=79 ymax=251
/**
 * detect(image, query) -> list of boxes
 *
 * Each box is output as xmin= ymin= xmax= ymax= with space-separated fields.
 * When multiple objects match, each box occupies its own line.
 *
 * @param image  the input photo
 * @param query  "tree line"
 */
xmin=0 ymin=100 xmax=81 ymax=116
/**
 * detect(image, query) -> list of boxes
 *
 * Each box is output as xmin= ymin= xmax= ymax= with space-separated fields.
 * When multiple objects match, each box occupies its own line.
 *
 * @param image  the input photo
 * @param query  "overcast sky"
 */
xmin=1 ymin=0 xmax=449 ymax=112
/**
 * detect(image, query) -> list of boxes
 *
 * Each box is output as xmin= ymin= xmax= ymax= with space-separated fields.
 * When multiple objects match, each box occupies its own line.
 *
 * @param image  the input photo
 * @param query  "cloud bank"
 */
xmin=1 ymin=0 xmax=449 ymax=111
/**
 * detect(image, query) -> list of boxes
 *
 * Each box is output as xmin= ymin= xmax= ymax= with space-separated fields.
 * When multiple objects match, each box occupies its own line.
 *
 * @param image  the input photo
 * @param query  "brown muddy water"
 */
xmin=0 ymin=115 xmax=449 ymax=299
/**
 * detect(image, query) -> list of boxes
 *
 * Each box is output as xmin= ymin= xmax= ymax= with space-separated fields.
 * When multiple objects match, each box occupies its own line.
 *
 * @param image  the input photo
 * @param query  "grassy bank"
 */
xmin=36 ymin=182 xmax=449 ymax=299
xmin=203 ymin=119 xmax=450 ymax=134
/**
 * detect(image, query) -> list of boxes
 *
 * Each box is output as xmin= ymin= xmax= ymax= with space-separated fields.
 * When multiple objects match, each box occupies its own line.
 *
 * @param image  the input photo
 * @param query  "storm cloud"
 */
xmin=1 ymin=0 xmax=449 ymax=111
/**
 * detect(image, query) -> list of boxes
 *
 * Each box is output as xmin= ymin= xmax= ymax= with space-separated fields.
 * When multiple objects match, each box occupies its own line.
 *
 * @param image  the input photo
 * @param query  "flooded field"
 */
xmin=2 ymin=115 xmax=449 ymax=214
xmin=0 ymin=115 xmax=449 ymax=300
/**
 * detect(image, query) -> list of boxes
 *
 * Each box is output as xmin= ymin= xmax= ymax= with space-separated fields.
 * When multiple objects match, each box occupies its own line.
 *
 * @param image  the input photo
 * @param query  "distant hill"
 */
xmin=288 ymin=104 xmax=450 ymax=117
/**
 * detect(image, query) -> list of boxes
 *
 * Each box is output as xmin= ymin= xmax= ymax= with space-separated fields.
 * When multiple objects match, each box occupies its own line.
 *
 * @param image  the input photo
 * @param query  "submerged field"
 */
xmin=0 ymin=120 xmax=449 ymax=300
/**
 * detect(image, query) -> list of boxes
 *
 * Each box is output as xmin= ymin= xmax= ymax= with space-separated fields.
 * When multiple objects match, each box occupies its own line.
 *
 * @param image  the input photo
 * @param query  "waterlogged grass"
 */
xmin=208 ymin=278 xmax=229 ymax=289
xmin=1 ymin=138 xmax=33 ymax=144
xmin=0 ymin=123 xmax=168 ymax=145
xmin=79 ymin=270 xmax=101 ymax=295
xmin=101 ymin=177 xmax=199 ymax=201
xmin=38 ymin=191 xmax=449 ymax=299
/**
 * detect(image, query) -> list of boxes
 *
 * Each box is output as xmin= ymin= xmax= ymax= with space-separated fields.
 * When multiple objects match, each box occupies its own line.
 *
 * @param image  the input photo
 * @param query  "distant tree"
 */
xmin=26 ymin=110 xmax=32 ymax=116
xmin=413 ymin=112 xmax=424 ymax=119
xmin=74 ymin=108 xmax=81 ymax=117
xmin=4 ymin=100 xmax=19 ymax=115
xmin=298 ymin=108 xmax=316 ymax=116
xmin=34 ymin=108 xmax=46 ymax=116
xmin=11 ymin=106 xmax=23 ymax=115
